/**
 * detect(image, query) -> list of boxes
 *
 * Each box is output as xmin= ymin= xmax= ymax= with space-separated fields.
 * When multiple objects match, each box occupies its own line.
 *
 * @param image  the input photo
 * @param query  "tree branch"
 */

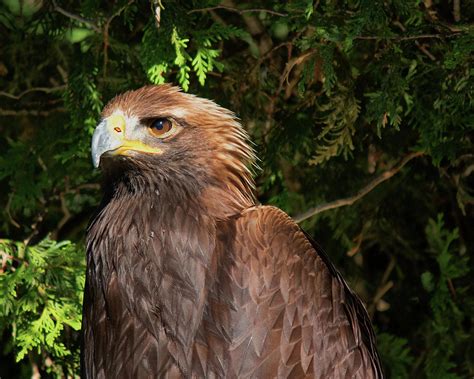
xmin=367 ymin=256 xmax=396 ymax=316
xmin=355 ymin=32 xmax=462 ymax=41
xmin=0 ymin=86 xmax=66 ymax=100
xmin=52 ymin=1 xmax=101 ymax=33
xmin=453 ymin=0 xmax=461 ymax=22
xmin=1 ymin=249 xmax=26 ymax=272
xmin=293 ymin=151 xmax=424 ymax=223
xmin=103 ymin=0 xmax=135 ymax=77
xmin=393 ymin=21 xmax=436 ymax=61
xmin=0 ymin=108 xmax=66 ymax=116
xmin=189 ymin=5 xmax=287 ymax=17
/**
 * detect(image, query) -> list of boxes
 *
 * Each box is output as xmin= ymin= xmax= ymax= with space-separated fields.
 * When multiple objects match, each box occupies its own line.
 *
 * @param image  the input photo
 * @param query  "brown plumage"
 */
xmin=83 ymin=85 xmax=383 ymax=378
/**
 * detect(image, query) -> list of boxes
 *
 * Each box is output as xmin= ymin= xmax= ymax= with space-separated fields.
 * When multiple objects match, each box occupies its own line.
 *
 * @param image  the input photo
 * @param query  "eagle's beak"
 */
xmin=91 ymin=115 xmax=126 ymax=168
xmin=91 ymin=114 xmax=163 ymax=168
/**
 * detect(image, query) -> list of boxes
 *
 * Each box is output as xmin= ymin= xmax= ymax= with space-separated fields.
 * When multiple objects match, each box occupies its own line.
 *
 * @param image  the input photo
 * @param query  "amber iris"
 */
xmin=149 ymin=118 xmax=173 ymax=137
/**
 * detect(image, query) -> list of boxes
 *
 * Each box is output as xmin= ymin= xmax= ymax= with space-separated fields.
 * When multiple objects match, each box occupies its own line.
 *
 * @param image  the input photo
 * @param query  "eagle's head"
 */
xmin=91 ymin=85 xmax=256 ymax=216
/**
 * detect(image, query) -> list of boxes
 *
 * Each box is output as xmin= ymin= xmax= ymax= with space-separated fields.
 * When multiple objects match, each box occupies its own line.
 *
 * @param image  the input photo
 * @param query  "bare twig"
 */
xmin=293 ymin=151 xmax=424 ymax=223
xmin=57 ymin=65 xmax=68 ymax=83
xmin=253 ymin=42 xmax=292 ymax=68
xmin=52 ymin=191 xmax=71 ymax=241
xmin=276 ymin=48 xmax=317 ymax=97
xmin=366 ymin=256 xmax=397 ymax=316
xmin=259 ymin=44 xmax=308 ymax=132
xmin=103 ymin=0 xmax=134 ymax=77
xmin=31 ymin=362 xmax=40 ymax=379
xmin=71 ymin=183 xmax=101 ymax=191
xmin=0 ymin=108 xmax=66 ymax=116
xmin=24 ymin=211 xmax=46 ymax=247
xmin=1 ymin=248 xmax=27 ymax=271
xmin=380 ymin=256 xmax=397 ymax=286
xmin=417 ymin=44 xmax=436 ymax=61
xmin=152 ymin=0 xmax=164 ymax=27
xmin=52 ymin=1 xmax=101 ymax=33
xmin=447 ymin=278 xmax=457 ymax=300
xmin=188 ymin=5 xmax=287 ymax=17
xmin=0 ymin=85 xmax=66 ymax=100
xmin=393 ymin=21 xmax=436 ymax=61
xmin=5 ymin=195 xmax=20 ymax=229
xmin=374 ymin=281 xmax=394 ymax=305
xmin=453 ymin=0 xmax=461 ymax=22
xmin=347 ymin=226 xmax=366 ymax=257
xmin=369 ymin=280 xmax=394 ymax=316
xmin=355 ymin=32 xmax=462 ymax=41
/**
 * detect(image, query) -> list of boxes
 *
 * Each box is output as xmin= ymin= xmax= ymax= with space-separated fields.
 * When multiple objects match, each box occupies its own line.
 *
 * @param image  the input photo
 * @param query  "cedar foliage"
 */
xmin=0 ymin=0 xmax=473 ymax=377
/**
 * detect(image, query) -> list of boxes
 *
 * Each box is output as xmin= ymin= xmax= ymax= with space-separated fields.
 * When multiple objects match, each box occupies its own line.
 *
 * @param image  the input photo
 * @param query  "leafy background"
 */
xmin=0 ymin=0 xmax=473 ymax=377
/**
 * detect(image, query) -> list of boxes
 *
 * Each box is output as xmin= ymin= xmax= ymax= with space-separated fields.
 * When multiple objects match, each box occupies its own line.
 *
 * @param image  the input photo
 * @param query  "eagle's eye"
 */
xmin=148 ymin=118 xmax=174 ymax=138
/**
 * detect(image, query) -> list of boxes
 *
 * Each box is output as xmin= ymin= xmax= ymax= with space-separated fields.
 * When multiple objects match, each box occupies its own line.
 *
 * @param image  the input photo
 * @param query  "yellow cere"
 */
xmin=107 ymin=114 xmax=126 ymax=136
xmin=105 ymin=114 xmax=162 ymax=156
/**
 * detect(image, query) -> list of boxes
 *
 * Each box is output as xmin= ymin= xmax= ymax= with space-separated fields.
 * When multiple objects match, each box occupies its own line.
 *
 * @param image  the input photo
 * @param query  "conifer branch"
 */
xmin=52 ymin=1 xmax=101 ymax=33
xmin=0 ymin=108 xmax=66 ymax=116
xmin=188 ymin=5 xmax=287 ymax=17
xmin=0 ymin=86 xmax=66 ymax=100
xmin=392 ymin=21 xmax=437 ymax=61
xmin=293 ymin=151 xmax=425 ymax=223
xmin=355 ymin=32 xmax=462 ymax=41
xmin=103 ymin=0 xmax=135 ymax=77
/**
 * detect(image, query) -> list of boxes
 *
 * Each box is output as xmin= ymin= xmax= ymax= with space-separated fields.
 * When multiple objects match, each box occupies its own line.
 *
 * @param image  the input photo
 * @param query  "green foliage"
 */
xmin=140 ymin=10 xmax=245 ymax=90
xmin=309 ymin=84 xmax=359 ymax=165
xmin=0 ymin=238 xmax=84 ymax=377
xmin=377 ymin=332 xmax=414 ymax=379
xmin=422 ymin=215 xmax=469 ymax=379
xmin=0 ymin=0 xmax=473 ymax=377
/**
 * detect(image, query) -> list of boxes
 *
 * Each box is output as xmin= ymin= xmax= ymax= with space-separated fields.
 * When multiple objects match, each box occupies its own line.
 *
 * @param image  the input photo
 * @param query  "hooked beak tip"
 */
xmin=91 ymin=120 xmax=123 ymax=169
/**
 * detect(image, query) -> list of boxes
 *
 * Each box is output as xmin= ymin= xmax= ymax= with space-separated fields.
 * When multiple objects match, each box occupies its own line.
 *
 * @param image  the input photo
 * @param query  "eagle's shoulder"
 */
xmin=239 ymin=204 xmax=295 ymax=222
xmin=238 ymin=204 xmax=305 ymax=236
xmin=236 ymin=204 xmax=321 ymax=261
xmin=229 ymin=204 xmax=384 ymax=379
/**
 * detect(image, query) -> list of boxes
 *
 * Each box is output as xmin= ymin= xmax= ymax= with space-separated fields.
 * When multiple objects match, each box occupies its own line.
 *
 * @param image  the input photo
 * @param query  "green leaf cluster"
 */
xmin=0 ymin=239 xmax=84 ymax=377
xmin=421 ymin=215 xmax=470 ymax=378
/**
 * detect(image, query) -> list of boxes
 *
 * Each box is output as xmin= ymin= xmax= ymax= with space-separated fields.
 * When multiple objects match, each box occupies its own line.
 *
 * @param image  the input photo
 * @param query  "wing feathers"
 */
xmin=219 ymin=205 xmax=384 ymax=378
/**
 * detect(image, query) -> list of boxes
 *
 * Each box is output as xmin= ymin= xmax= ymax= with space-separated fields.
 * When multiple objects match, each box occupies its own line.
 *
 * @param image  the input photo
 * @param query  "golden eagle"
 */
xmin=84 ymin=85 xmax=383 ymax=378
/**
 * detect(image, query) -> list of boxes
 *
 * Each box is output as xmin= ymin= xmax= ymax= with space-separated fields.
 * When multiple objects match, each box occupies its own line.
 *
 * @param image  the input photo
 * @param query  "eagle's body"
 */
xmin=83 ymin=85 xmax=383 ymax=378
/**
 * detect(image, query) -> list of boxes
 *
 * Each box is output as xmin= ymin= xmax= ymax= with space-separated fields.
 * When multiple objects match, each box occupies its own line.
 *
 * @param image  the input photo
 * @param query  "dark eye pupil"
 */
xmin=153 ymin=119 xmax=165 ymax=130
xmin=149 ymin=118 xmax=173 ymax=136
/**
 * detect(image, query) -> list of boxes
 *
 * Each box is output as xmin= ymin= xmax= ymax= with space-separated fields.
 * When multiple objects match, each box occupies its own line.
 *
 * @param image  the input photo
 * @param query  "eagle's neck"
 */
xmin=86 ymin=175 xmax=238 ymax=372
xmin=99 ymin=158 xmax=255 ymax=219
